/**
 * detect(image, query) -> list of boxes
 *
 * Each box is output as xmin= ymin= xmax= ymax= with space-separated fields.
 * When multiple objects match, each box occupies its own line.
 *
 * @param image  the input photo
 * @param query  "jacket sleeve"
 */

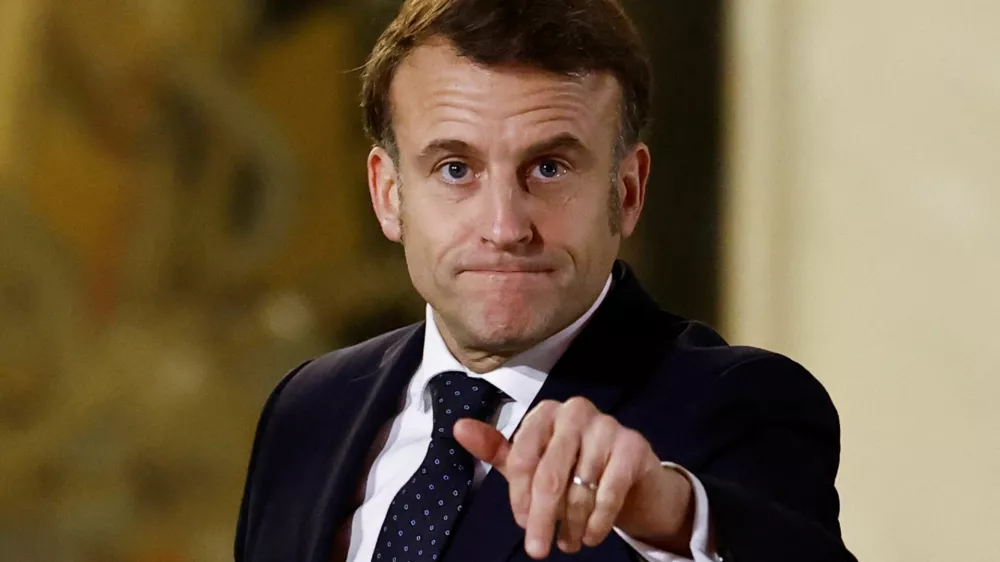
xmin=234 ymin=360 xmax=312 ymax=562
xmin=693 ymin=355 xmax=857 ymax=562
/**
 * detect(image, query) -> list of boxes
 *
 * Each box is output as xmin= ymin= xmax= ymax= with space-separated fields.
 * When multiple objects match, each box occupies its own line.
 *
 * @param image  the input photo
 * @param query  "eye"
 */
xmin=439 ymin=161 xmax=473 ymax=183
xmin=530 ymin=159 xmax=567 ymax=181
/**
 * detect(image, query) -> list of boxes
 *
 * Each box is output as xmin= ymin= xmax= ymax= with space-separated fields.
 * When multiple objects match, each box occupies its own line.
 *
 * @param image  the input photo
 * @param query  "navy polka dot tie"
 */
xmin=371 ymin=371 xmax=505 ymax=562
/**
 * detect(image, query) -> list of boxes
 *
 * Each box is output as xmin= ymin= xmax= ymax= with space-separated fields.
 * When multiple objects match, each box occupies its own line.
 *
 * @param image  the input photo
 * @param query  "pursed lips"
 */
xmin=457 ymin=268 xmax=557 ymax=283
xmin=459 ymin=266 xmax=554 ymax=274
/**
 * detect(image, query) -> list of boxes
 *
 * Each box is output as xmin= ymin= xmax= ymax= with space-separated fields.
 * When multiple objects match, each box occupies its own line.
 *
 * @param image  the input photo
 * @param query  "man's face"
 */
xmin=368 ymin=40 xmax=648 ymax=366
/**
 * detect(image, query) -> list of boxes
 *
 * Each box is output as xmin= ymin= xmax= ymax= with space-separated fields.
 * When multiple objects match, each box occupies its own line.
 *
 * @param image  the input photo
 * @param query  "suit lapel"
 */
xmin=444 ymin=262 xmax=681 ymax=562
xmin=305 ymin=324 xmax=426 ymax=562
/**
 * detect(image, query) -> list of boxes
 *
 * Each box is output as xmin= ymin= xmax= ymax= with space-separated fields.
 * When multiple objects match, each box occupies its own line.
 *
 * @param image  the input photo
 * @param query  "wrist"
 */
xmin=619 ymin=464 xmax=695 ymax=556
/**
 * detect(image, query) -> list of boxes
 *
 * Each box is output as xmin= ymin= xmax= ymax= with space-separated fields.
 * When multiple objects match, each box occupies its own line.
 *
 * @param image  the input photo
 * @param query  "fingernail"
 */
xmin=527 ymin=538 xmax=544 ymax=556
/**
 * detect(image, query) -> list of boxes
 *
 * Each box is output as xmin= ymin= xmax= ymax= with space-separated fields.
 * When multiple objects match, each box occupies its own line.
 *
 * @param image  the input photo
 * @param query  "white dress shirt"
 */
xmin=345 ymin=276 xmax=717 ymax=562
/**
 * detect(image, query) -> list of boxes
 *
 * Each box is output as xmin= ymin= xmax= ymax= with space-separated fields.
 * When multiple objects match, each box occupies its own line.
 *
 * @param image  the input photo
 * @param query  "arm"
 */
xmin=234 ymin=360 xmax=311 ymax=562
xmin=693 ymin=355 xmax=856 ymax=562
xmin=452 ymin=353 xmax=856 ymax=562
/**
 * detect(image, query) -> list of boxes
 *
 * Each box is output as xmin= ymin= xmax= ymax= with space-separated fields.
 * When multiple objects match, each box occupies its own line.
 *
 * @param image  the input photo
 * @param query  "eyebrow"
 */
xmin=521 ymin=133 xmax=590 ymax=161
xmin=417 ymin=133 xmax=592 ymax=167
xmin=418 ymin=139 xmax=478 ymax=160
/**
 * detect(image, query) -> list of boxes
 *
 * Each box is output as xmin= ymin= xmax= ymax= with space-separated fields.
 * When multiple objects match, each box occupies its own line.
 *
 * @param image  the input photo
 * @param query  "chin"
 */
xmin=465 ymin=304 xmax=556 ymax=351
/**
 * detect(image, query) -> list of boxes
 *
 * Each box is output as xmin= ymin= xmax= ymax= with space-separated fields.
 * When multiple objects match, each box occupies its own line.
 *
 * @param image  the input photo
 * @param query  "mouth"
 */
xmin=457 ymin=267 xmax=558 ymax=285
xmin=462 ymin=268 xmax=553 ymax=273
xmin=459 ymin=266 xmax=556 ymax=275
xmin=456 ymin=257 xmax=560 ymax=281
xmin=455 ymin=265 xmax=559 ymax=296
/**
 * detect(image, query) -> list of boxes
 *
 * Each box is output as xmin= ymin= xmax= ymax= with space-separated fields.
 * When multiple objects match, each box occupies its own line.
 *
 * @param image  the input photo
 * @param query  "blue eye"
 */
xmin=441 ymin=161 xmax=471 ymax=182
xmin=532 ymin=159 xmax=566 ymax=180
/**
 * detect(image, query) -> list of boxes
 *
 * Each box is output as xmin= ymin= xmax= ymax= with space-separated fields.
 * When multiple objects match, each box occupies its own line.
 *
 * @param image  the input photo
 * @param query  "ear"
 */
xmin=368 ymin=146 xmax=403 ymax=242
xmin=617 ymin=142 xmax=650 ymax=238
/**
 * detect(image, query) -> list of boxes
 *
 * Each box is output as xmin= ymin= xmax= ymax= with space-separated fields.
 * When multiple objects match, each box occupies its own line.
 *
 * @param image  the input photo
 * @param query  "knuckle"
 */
xmin=563 ymin=396 xmax=594 ymax=413
xmin=597 ymin=414 xmax=621 ymax=430
xmin=533 ymin=468 xmax=564 ymax=497
xmin=509 ymin=486 xmax=524 ymax=507
xmin=537 ymin=399 xmax=560 ymax=413
xmin=507 ymin=450 xmax=536 ymax=475
xmin=523 ymin=400 xmax=558 ymax=425
xmin=546 ymin=434 xmax=573 ymax=459
xmin=566 ymin=494 xmax=591 ymax=519
xmin=620 ymin=428 xmax=648 ymax=451
xmin=559 ymin=399 xmax=596 ymax=431
xmin=596 ymin=413 xmax=620 ymax=432
xmin=595 ymin=491 xmax=622 ymax=514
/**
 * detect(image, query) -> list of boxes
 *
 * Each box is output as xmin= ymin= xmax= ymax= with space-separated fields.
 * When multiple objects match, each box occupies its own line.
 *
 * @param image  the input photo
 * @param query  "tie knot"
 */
xmin=428 ymin=371 xmax=505 ymax=439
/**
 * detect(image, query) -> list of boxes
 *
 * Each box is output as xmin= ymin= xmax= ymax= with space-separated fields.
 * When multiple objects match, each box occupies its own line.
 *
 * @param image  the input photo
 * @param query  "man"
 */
xmin=235 ymin=1 xmax=857 ymax=561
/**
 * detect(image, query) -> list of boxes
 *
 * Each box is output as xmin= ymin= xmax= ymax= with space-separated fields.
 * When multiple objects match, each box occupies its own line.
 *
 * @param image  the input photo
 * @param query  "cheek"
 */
xmin=537 ymin=187 xmax=616 ymax=251
xmin=400 ymin=198 xmax=466 ymax=280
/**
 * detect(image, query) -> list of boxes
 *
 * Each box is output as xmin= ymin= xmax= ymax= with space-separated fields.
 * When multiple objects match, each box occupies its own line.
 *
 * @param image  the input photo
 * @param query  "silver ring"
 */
xmin=572 ymin=475 xmax=599 ymax=492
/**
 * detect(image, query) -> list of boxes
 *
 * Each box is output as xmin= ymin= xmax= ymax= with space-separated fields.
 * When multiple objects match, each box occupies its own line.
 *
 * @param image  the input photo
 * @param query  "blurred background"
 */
xmin=0 ymin=0 xmax=996 ymax=560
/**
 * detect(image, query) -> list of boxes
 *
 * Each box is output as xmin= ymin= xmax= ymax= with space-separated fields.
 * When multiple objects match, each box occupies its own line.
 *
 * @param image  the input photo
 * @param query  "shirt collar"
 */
xmin=412 ymin=275 xmax=613 ymax=411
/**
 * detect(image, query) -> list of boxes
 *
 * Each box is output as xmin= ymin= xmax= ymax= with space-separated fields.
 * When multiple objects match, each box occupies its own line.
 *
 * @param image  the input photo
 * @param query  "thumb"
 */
xmin=453 ymin=418 xmax=511 ymax=477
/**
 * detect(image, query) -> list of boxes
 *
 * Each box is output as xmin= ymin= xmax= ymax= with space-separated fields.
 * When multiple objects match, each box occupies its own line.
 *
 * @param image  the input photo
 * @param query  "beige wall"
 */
xmin=724 ymin=2 xmax=1000 ymax=561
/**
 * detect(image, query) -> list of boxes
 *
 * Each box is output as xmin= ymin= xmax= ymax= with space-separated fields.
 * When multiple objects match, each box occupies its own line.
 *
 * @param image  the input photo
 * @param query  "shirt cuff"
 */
xmin=612 ymin=462 xmax=719 ymax=562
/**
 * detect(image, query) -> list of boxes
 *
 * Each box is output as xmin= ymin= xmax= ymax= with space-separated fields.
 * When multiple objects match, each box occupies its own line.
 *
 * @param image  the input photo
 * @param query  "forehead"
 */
xmin=389 ymin=39 xmax=622 ymax=151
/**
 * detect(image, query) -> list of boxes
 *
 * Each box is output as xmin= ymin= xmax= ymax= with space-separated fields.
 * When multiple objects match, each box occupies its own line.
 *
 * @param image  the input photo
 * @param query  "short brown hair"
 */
xmin=361 ymin=0 xmax=652 ymax=158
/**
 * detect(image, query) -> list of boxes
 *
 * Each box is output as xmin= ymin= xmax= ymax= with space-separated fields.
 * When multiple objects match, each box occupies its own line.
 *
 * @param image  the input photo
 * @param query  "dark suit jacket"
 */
xmin=235 ymin=263 xmax=857 ymax=562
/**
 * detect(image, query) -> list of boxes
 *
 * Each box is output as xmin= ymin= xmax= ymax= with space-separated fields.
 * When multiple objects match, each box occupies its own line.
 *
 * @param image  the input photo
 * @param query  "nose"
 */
xmin=481 ymin=174 xmax=534 ymax=250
